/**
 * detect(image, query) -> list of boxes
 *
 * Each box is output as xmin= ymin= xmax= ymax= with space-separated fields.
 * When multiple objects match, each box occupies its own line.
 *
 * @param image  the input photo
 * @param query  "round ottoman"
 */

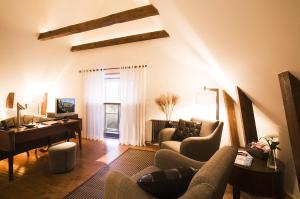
xmin=48 ymin=142 xmax=77 ymax=173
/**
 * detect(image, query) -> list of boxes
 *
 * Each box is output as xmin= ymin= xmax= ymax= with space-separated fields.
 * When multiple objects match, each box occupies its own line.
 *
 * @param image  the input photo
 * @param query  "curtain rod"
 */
xmin=78 ymin=65 xmax=147 ymax=73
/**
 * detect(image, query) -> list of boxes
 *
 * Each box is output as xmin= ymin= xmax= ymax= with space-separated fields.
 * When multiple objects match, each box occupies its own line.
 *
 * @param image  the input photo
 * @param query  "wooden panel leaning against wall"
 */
xmin=223 ymin=90 xmax=240 ymax=147
xmin=237 ymin=87 xmax=258 ymax=145
xmin=278 ymin=71 xmax=300 ymax=191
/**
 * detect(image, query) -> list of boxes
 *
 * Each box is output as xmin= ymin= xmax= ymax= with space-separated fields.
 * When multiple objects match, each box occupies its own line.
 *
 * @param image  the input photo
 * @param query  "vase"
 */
xmin=267 ymin=149 xmax=277 ymax=170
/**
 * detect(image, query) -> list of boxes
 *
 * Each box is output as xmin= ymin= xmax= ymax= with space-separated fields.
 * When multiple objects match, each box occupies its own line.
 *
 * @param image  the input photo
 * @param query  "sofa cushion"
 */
xmin=172 ymin=119 xmax=202 ymax=141
xmin=191 ymin=118 xmax=219 ymax=137
xmin=137 ymin=167 xmax=198 ymax=198
xmin=161 ymin=141 xmax=181 ymax=152
xmin=0 ymin=115 xmax=46 ymax=128
xmin=0 ymin=117 xmax=16 ymax=128
xmin=131 ymin=166 xmax=161 ymax=182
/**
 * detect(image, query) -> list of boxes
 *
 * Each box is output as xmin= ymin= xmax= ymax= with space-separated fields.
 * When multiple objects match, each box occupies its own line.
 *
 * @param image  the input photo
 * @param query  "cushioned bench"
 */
xmin=48 ymin=142 xmax=77 ymax=173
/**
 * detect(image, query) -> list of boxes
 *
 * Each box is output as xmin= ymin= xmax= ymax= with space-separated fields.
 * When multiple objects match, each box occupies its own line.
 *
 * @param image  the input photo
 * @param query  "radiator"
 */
xmin=151 ymin=120 xmax=178 ymax=143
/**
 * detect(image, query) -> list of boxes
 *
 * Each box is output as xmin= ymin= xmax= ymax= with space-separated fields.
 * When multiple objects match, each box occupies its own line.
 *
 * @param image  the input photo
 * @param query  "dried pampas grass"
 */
xmin=155 ymin=93 xmax=179 ymax=120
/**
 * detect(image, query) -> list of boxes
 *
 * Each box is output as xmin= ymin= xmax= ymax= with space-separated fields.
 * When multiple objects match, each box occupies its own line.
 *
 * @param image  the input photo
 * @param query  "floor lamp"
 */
xmin=196 ymin=87 xmax=219 ymax=120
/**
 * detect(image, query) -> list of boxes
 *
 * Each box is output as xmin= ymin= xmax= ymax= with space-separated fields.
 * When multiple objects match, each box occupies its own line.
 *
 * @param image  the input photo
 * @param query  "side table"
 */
xmin=229 ymin=153 xmax=284 ymax=199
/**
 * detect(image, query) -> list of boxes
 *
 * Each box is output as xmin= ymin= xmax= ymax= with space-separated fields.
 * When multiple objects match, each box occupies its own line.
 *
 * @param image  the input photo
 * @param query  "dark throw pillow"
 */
xmin=172 ymin=119 xmax=202 ymax=141
xmin=137 ymin=167 xmax=198 ymax=199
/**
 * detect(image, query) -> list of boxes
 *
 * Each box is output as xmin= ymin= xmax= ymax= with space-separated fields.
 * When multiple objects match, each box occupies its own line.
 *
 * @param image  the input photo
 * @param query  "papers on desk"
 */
xmin=41 ymin=121 xmax=60 ymax=125
xmin=235 ymin=150 xmax=253 ymax=167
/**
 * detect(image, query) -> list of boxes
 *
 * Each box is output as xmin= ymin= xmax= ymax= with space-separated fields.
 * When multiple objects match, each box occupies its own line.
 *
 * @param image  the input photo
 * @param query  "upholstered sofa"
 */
xmin=158 ymin=118 xmax=223 ymax=161
xmin=0 ymin=114 xmax=48 ymax=128
xmin=105 ymin=146 xmax=237 ymax=199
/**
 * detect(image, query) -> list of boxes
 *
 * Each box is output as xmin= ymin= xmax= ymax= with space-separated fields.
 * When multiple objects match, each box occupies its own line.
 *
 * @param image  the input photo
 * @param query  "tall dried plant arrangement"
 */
xmin=155 ymin=93 xmax=179 ymax=121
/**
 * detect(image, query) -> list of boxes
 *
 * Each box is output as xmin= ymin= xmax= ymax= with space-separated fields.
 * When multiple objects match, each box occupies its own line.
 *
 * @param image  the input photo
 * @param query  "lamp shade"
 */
xmin=196 ymin=91 xmax=216 ymax=104
xmin=196 ymin=87 xmax=219 ymax=120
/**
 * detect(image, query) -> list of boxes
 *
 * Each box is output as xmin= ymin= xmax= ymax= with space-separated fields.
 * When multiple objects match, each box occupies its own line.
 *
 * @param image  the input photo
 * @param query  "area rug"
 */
xmin=64 ymin=149 xmax=155 ymax=199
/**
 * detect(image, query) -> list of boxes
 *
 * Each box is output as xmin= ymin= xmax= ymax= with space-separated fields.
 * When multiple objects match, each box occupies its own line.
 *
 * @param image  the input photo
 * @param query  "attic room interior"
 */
xmin=1 ymin=0 xmax=300 ymax=199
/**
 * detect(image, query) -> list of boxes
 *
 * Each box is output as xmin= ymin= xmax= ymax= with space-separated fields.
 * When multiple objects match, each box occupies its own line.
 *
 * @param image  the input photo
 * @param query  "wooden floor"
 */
xmin=0 ymin=139 xmax=265 ymax=199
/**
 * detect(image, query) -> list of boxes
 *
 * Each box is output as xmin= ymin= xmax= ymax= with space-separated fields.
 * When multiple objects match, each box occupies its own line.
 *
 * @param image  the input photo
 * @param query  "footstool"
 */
xmin=48 ymin=142 xmax=77 ymax=173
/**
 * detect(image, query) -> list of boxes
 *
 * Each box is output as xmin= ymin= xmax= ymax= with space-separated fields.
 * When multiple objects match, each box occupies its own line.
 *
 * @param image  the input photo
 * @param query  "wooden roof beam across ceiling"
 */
xmin=38 ymin=4 xmax=159 ymax=40
xmin=71 ymin=30 xmax=169 ymax=52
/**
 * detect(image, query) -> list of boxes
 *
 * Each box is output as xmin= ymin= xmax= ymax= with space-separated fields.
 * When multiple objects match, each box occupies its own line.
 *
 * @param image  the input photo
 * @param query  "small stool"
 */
xmin=48 ymin=142 xmax=77 ymax=173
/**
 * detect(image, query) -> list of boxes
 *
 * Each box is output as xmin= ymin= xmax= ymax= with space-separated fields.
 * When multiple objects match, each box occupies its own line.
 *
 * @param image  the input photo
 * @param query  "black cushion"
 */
xmin=137 ymin=167 xmax=198 ymax=199
xmin=172 ymin=119 xmax=202 ymax=141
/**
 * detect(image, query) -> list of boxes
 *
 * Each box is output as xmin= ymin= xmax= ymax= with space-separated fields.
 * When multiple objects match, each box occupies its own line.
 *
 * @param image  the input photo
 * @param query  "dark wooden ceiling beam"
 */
xmin=38 ymin=4 xmax=159 ymax=40
xmin=71 ymin=30 xmax=169 ymax=51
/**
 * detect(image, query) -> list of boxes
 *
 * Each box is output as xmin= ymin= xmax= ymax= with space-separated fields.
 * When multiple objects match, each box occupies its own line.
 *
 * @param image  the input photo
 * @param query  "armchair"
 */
xmin=104 ymin=146 xmax=237 ymax=199
xmin=158 ymin=118 xmax=223 ymax=161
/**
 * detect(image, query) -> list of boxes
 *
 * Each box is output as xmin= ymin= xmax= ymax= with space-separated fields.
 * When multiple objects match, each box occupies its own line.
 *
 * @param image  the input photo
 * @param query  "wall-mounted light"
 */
xmin=6 ymin=92 xmax=15 ymax=109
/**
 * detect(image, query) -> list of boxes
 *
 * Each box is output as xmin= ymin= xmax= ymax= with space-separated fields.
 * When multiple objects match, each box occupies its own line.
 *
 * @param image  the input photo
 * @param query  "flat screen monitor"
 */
xmin=56 ymin=98 xmax=75 ymax=114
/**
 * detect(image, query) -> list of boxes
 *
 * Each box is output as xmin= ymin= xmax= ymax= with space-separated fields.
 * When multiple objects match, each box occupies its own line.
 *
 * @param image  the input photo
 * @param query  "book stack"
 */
xmin=247 ymin=141 xmax=270 ymax=159
xmin=234 ymin=150 xmax=254 ymax=167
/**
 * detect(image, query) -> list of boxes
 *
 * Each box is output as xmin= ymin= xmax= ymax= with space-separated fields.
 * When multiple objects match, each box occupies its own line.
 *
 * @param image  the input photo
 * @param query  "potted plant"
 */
xmin=261 ymin=137 xmax=280 ymax=170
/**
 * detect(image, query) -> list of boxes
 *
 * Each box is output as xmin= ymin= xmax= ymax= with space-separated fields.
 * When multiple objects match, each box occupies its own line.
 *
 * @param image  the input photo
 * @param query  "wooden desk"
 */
xmin=0 ymin=119 xmax=82 ymax=180
xmin=229 ymin=155 xmax=284 ymax=199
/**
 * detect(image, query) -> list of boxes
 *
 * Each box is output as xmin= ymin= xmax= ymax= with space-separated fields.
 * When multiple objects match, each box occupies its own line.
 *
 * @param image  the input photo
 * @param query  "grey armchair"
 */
xmin=104 ymin=146 xmax=237 ymax=199
xmin=158 ymin=118 xmax=224 ymax=161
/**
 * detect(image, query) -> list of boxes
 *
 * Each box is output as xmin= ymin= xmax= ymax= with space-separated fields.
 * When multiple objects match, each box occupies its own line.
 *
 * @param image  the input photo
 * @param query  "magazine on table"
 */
xmin=234 ymin=150 xmax=253 ymax=167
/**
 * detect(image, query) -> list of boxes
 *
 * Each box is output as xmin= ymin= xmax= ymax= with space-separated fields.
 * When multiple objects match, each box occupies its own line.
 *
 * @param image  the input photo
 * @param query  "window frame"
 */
xmin=104 ymin=102 xmax=120 ymax=133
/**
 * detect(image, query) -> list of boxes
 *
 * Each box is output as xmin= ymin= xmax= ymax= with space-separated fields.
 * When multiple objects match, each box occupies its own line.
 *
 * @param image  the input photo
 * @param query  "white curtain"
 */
xmin=119 ymin=66 xmax=147 ymax=146
xmin=82 ymin=70 xmax=105 ymax=141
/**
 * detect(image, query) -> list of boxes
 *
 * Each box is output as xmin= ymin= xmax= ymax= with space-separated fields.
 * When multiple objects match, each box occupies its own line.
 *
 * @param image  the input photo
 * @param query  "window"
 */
xmin=104 ymin=74 xmax=120 ymax=139
xmin=105 ymin=74 xmax=120 ymax=103
xmin=104 ymin=103 xmax=120 ymax=137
